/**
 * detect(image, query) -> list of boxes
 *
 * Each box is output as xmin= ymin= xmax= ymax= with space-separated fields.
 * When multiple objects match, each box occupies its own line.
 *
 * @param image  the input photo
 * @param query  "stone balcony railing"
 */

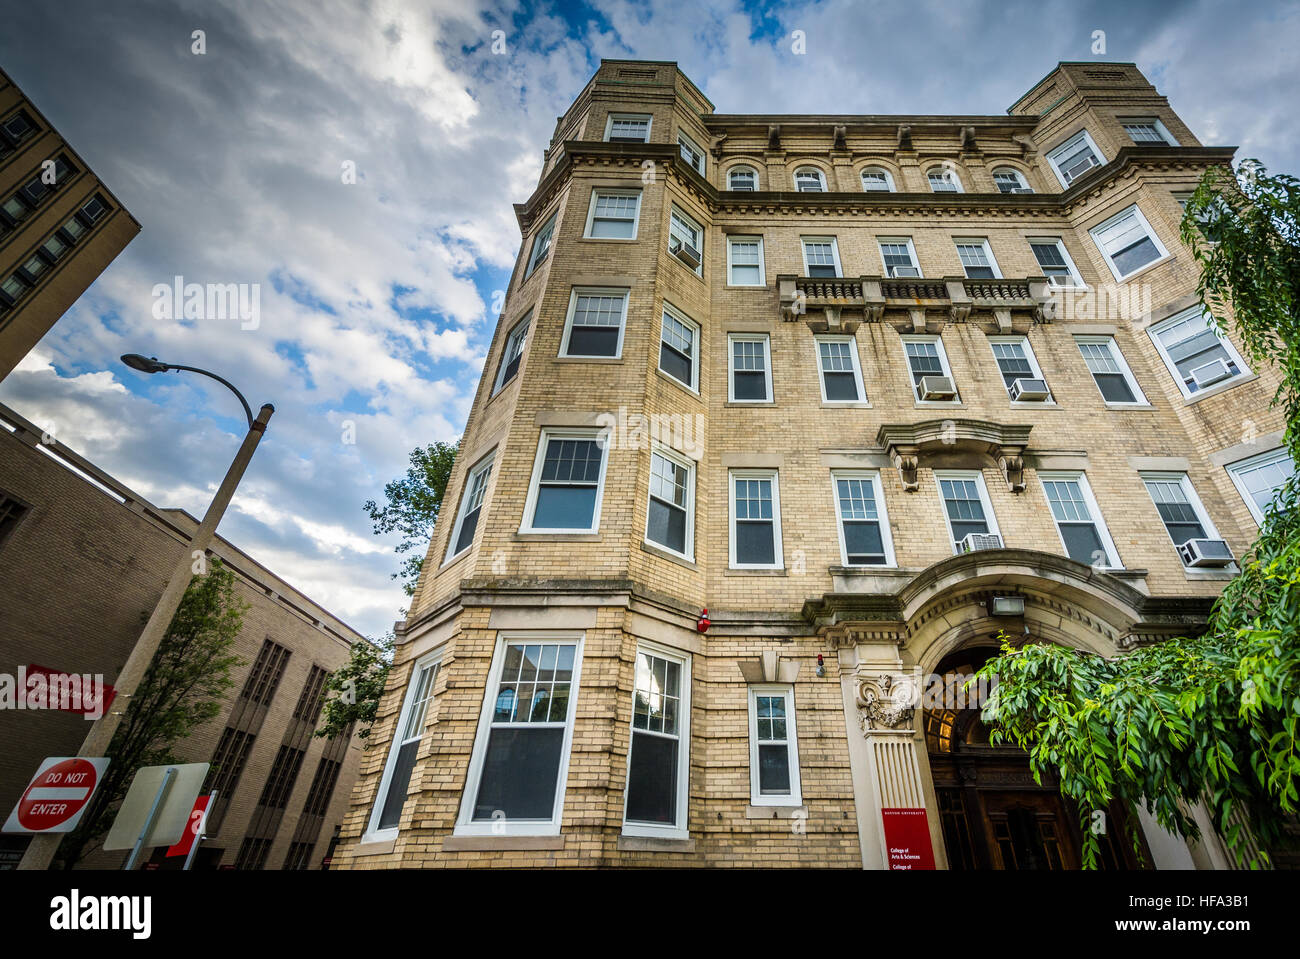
xmin=776 ymin=274 xmax=1056 ymax=334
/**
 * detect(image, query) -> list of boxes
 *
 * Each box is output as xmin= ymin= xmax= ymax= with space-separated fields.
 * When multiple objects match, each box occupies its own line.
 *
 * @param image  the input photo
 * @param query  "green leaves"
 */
xmin=315 ymin=633 xmax=394 ymax=742
xmin=363 ymin=441 xmax=458 ymax=597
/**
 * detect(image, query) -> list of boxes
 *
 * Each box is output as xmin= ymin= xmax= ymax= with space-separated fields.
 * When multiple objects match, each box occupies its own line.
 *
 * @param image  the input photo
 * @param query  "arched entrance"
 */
xmin=924 ymin=646 xmax=1148 ymax=870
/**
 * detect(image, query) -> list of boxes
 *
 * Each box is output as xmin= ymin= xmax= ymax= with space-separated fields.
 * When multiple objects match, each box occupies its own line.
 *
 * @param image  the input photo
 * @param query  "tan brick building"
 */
xmin=0 ymin=67 xmax=138 ymax=381
xmin=335 ymin=60 xmax=1295 ymax=870
xmin=0 ymin=403 xmax=365 ymax=870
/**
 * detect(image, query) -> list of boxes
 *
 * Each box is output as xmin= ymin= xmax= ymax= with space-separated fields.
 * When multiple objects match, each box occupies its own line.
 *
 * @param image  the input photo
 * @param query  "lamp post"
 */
xmin=17 ymin=356 xmax=273 ymax=870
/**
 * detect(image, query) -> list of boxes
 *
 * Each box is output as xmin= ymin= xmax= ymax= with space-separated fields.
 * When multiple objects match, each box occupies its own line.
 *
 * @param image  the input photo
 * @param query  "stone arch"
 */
xmin=920 ymin=158 xmax=968 ymax=192
xmin=853 ymin=157 xmax=903 ymax=192
xmin=722 ymin=157 xmax=763 ymax=191
xmin=785 ymin=157 xmax=833 ymax=191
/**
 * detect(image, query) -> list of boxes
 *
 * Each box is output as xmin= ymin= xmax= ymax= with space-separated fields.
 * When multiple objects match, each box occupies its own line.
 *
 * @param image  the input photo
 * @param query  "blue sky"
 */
xmin=1 ymin=0 xmax=1296 ymax=637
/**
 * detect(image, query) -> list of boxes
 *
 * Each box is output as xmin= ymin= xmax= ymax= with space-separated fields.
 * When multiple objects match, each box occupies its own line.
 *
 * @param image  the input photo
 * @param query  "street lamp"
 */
xmin=18 ymin=356 xmax=274 ymax=870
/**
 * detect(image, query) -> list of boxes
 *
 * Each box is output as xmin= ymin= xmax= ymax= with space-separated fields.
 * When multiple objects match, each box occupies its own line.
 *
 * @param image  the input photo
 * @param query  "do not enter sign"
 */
xmin=3 ymin=757 xmax=110 ymax=834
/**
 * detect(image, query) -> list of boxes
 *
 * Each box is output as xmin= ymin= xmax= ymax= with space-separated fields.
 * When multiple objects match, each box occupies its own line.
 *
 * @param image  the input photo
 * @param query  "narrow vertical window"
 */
xmin=585 ymin=190 xmax=641 ymax=239
xmin=726 ymin=235 xmax=764 ymax=286
xmin=1029 ymin=238 xmax=1083 ymax=287
xmin=369 ymin=657 xmax=440 ymax=836
xmin=816 ymin=336 xmax=865 ymax=402
xmin=1226 ymin=448 xmax=1296 ymax=525
xmin=801 ymin=237 xmax=841 ymax=277
xmin=658 ymin=305 xmax=699 ymax=390
xmin=936 ymin=472 xmax=1001 ymax=553
xmin=955 ymin=239 xmax=999 ymax=279
xmin=677 ymin=131 xmax=705 ymax=174
xmin=624 ymin=646 xmax=690 ymax=837
xmin=879 ymin=238 xmax=920 ymax=277
xmin=645 ymin=448 xmax=694 ymax=559
xmin=446 ymin=454 xmax=494 ymax=561
xmin=1076 ymin=336 xmax=1146 ymax=405
xmin=525 ymin=213 xmax=556 ymax=277
xmin=728 ymin=334 xmax=772 ymax=403
xmin=730 ymin=470 xmax=782 ymax=569
xmin=749 ymin=686 xmax=801 ymax=806
xmin=667 ymin=207 xmax=703 ymax=274
xmin=493 ymin=312 xmax=530 ymax=394
xmin=1040 ymin=473 xmax=1121 ymax=568
xmin=833 ymin=472 xmax=894 ymax=566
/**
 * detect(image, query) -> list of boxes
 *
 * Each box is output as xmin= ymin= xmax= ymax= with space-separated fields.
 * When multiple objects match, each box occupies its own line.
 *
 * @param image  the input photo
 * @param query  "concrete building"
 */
xmin=0 ymin=67 xmax=138 ymax=381
xmin=335 ymin=60 xmax=1295 ymax=870
xmin=0 ymin=403 xmax=365 ymax=869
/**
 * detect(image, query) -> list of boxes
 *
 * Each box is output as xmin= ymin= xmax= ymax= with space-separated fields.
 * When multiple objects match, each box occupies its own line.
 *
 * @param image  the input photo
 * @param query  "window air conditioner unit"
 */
xmin=1189 ymin=358 xmax=1231 ymax=388
xmin=1009 ymin=378 xmax=1050 ymax=401
xmin=960 ymin=533 xmax=1003 ymax=553
xmin=1046 ymin=274 xmax=1074 ymax=288
xmin=919 ymin=375 xmax=957 ymax=401
xmin=888 ymin=265 xmax=920 ymax=278
xmin=1177 ymin=538 xmax=1234 ymax=568
xmin=668 ymin=236 xmax=701 ymax=269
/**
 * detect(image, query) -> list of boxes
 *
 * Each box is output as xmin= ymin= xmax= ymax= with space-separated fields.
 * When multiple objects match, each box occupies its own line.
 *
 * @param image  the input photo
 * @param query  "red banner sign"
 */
xmin=24 ymin=664 xmax=116 ymax=716
xmin=166 ymin=793 xmax=213 ymax=857
xmin=881 ymin=807 xmax=936 ymax=870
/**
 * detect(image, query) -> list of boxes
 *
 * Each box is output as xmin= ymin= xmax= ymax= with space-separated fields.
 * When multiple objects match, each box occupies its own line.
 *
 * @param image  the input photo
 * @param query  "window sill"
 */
xmin=354 ymin=834 xmax=398 ymax=855
xmin=914 ymin=401 xmax=964 ymax=409
xmin=1183 ymin=566 xmax=1239 ymax=581
xmin=745 ymin=804 xmax=807 ymax=819
xmin=1181 ymin=373 xmax=1258 ymax=404
xmin=725 ymin=400 xmax=775 ymax=407
xmin=617 ymin=835 xmax=695 ymax=852
xmin=821 ymin=400 xmax=872 ymax=409
xmin=514 ymin=531 xmax=602 ymax=541
xmin=725 ymin=567 xmax=787 ymax=576
xmin=442 ymin=835 xmax=567 ymax=851
xmin=555 ymin=355 xmax=624 ymax=364
xmin=1110 ymin=254 xmax=1173 ymax=285
xmin=654 ymin=368 xmax=702 ymax=399
xmin=579 ymin=236 xmax=640 ymax=243
xmin=1104 ymin=402 xmax=1155 ymax=411
xmin=438 ymin=546 xmax=474 ymax=573
xmin=640 ymin=540 xmax=698 ymax=570
xmin=725 ymin=283 xmax=769 ymax=290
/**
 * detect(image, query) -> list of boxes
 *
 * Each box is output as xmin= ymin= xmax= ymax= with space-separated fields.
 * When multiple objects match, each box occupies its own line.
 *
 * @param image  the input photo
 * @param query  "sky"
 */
xmin=1 ymin=0 xmax=1296 ymax=638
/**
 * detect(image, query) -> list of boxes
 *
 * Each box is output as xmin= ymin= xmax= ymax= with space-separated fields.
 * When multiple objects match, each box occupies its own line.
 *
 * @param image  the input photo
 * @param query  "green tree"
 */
xmin=57 ymin=560 xmax=246 ymax=869
xmin=976 ymin=160 xmax=1300 ymax=868
xmin=315 ymin=633 xmax=394 ymax=742
xmin=364 ymin=441 xmax=458 ymax=596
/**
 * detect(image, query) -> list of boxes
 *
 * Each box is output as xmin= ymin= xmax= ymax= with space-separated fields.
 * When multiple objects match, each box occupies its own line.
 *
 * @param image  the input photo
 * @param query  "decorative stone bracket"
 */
xmin=856 ymin=673 xmax=919 ymax=732
xmin=738 ymin=649 xmax=802 ymax=684
xmin=877 ymin=420 xmax=1033 ymax=493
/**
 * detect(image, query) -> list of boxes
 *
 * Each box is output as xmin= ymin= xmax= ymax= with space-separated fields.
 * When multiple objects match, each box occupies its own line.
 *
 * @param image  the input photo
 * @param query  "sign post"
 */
xmin=103 ymin=763 xmax=209 ymax=869
xmin=3 ymin=757 xmax=110 ymax=835
xmin=166 ymin=791 xmax=216 ymax=869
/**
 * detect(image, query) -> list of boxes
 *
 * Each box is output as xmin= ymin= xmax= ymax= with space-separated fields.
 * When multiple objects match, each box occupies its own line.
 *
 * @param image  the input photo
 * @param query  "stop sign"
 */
xmin=3 ymin=757 xmax=110 ymax=834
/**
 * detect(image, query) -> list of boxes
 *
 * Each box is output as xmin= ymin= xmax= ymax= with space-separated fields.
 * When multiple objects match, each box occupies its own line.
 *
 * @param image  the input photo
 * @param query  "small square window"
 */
xmin=494 ymin=312 xmax=531 ymax=394
xmin=1090 ymin=204 xmax=1168 ymax=280
xmin=1047 ymin=130 xmax=1105 ymax=187
xmin=1148 ymin=307 xmax=1250 ymax=398
xmin=605 ymin=114 xmax=652 ymax=143
xmin=560 ymin=287 xmax=628 ymax=358
xmin=879 ymin=237 xmax=920 ymax=278
xmin=1076 ymin=336 xmax=1146 ymax=405
xmin=585 ymin=190 xmax=641 ymax=240
xmin=522 ymin=431 xmax=608 ymax=533
xmin=1029 ymin=237 xmax=1084 ymax=288
xmin=801 ymin=236 xmax=841 ymax=277
xmin=954 ymin=239 xmax=999 ymax=279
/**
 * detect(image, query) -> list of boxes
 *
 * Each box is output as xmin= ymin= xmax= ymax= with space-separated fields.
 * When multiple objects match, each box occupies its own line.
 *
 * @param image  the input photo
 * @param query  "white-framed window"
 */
xmin=988 ymin=335 xmax=1051 ymax=401
xmin=726 ymin=235 xmax=765 ymax=286
xmin=560 ymin=287 xmax=628 ymax=358
xmin=1029 ymin=237 xmax=1085 ymax=287
xmin=493 ymin=311 xmax=530 ymax=394
xmin=728 ymin=165 xmax=758 ymax=191
xmin=521 ymin=429 xmax=609 ymax=533
xmin=728 ymin=333 xmax=772 ymax=403
xmin=677 ymin=130 xmax=705 ymax=174
xmin=801 ymin=236 xmax=842 ymax=277
xmin=902 ymin=334 xmax=958 ymax=402
xmin=645 ymin=447 xmax=695 ymax=559
xmin=1046 ymin=129 xmax=1105 ymax=187
xmin=1148 ymin=307 xmax=1250 ymax=398
xmin=668 ymin=206 xmax=703 ymax=275
xmin=927 ymin=167 xmax=962 ymax=192
xmin=992 ymin=167 xmax=1032 ymax=193
xmin=935 ymin=470 xmax=1001 ymax=554
xmin=584 ymin=189 xmax=641 ymax=239
xmin=658 ymin=303 xmax=699 ymax=391
xmin=605 ymin=113 xmax=652 ymax=143
xmin=1141 ymin=473 xmax=1223 ymax=562
xmin=1039 ymin=472 xmax=1122 ymax=568
xmin=525 ymin=213 xmax=556 ymax=278
xmin=815 ymin=335 xmax=866 ymax=403
xmin=748 ymin=685 xmax=801 ymax=806
xmin=878 ymin=237 xmax=921 ymax=277
xmin=1121 ymin=117 xmax=1175 ymax=145
xmin=1090 ymin=204 xmax=1169 ymax=280
xmin=832 ymin=470 xmax=895 ymax=566
xmin=445 ymin=452 xmax=494 ymax=561
xmin=954 ymin=238 xmax=1001 ymax=279
xmin=1226 ymin=448 xmax=1296 ymax=525
xmin=730 ymin=469 xmax=783 ymax=569
xmin=794 ymin=167 xmax=827 ymax=192
xmin=1076 ymin=335 xmax=1147 ymax=405
xmin=623 ymin=642 xmax=691 ymax=838
xmin=366 ymin=652 xmax=442 ymax=840
xmin=861 ymin=167 xmax=895 ymax=192
xmin=456 ymin=634 xmax=583 ymax=836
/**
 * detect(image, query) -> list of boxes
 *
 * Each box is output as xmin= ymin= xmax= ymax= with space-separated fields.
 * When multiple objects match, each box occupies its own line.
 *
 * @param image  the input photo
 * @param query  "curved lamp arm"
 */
xmin=120 ymin=354 xmax=258 ymax=429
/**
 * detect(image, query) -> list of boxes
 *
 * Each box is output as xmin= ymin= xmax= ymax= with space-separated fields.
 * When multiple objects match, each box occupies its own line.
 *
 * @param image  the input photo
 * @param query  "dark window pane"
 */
xmin=1095 ymin=373 xmax=1136 ymax=403
xmin=807 ymin=264 xmax=838 ymax=278
xmin=472 ymin=727 xmax=564 ymax=820
xmin=950 ymin=521 xmax=989 ymax=544
xmin=453 ymin=507 xmax=480 ymax=554
xmin=758 ymin=743 xmax=791 ymax=794
xmin=734 ymin=370 xmax=767 ymax=400
xmin=844 ymin=521 xmax=885 ymax=563
xmin=965 ymin=266 xmax=996 ymax=279
xmin=1060 ymin=523 xmax=1104 ymax=564
xmin=823 ymin=371 xmax=859 ymax=401
xmin=377 ymin=740 xmax=419 ymax=829
xmin=498 ymin=354 xmax=521 ymax=388
xmin=1112 ymin=237 xmax=1159 ymax=275
xmin=566 ymin=325 xmax=620 ymax=356
xmin=1164 ymin=522 xmax=1206 ymax=545
xmin=533 ymin=486 xmax=597 ymax=528
xmin=626 ymin=731 xmax=677 ymax=824
xmin=647 ymin=498 xmax=686 ymax=553
xmin=659 ymin=343 xmax=692 ymax=385
xmin=736 ymin=520 xmax=775 ymax=565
